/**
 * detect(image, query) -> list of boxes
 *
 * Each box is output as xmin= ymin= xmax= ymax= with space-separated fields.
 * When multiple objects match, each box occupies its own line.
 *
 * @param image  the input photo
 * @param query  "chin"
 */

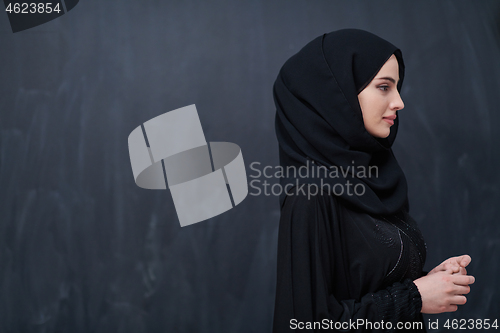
xmin=380 ymin=132 xmax=391 ymax=138
xmin=374 ymin=130 xmax=391 ymax=138
xmin=366 ymin=126 xmax=391 ymax=139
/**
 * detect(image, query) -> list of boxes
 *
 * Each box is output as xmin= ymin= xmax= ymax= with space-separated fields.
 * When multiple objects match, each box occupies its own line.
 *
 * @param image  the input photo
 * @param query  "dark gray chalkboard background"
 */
xmin=1 ymin=1 xmax=499 ymax=332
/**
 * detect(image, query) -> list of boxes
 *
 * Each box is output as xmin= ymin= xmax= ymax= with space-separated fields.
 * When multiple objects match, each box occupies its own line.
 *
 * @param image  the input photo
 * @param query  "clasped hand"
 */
xmin=413 ymin=255 xmax=475 ymax=314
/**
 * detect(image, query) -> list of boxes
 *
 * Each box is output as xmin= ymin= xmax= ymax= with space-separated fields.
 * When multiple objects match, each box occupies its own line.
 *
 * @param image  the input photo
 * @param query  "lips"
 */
xmin=383 ymin=114 xmax=396 ymax=125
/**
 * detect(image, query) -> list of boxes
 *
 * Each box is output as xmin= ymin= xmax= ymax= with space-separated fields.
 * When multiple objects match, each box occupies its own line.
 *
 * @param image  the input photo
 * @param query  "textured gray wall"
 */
xmin=0 ymin=1 xmax=499 ymax=332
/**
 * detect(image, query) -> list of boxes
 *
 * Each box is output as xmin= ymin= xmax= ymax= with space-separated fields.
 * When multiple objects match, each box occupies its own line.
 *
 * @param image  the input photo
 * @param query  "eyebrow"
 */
xmin=375 ymin=76 xmax=398 ymax=84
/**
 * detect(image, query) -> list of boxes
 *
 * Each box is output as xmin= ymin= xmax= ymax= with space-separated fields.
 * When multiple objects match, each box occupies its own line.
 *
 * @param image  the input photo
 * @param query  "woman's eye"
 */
xmin=378 ymin=85 xmax=389 ymax=92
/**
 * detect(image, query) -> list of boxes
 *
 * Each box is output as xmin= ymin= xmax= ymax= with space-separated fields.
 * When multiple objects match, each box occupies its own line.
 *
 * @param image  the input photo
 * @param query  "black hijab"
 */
xmin=274 ymin=28 xmax=408 ymax=215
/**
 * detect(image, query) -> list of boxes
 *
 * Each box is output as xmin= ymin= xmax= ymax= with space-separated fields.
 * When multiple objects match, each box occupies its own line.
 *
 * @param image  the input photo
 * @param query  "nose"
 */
xmin=391 ymin=91 xmax=405 ymax=111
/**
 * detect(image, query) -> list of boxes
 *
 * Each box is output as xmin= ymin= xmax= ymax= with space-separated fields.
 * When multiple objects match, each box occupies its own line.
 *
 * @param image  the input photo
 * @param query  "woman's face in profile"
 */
xmin=357 ymin=54 xmax=405 ymax=138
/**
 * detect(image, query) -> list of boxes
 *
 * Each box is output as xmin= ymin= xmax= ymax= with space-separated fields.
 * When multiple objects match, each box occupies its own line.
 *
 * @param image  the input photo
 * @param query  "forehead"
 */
xmin=375 ymin=54 xmax=399 ymax=78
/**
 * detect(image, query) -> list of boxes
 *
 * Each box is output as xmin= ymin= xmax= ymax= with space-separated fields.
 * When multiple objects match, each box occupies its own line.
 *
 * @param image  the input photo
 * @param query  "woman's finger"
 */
xmin=454 ymin=285 xmax=471 ymax=295
xmin=460 ymin=255 xmax=472 ymax=267
xmin=452 ymin=266 xmax=467 ymax=275
xmin=452 ymin=274 xmax=475 ymax=286
xmin=450 ymin=295 xmax=468 ymax=306
xmin=455 ymin=255 xmax=472 ymax=268
xmin=446 ymin=263 xmax=460 ymax=273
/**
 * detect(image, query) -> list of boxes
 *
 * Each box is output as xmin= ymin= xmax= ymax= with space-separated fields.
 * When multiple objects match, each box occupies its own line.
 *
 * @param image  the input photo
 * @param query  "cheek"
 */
xmin=358 ymin=91 xmax=386 ymax=124
xmin=370 ymin=100 xmax=387 ymax=120
xmin=362 ymin=99 xmax=384 ymax=121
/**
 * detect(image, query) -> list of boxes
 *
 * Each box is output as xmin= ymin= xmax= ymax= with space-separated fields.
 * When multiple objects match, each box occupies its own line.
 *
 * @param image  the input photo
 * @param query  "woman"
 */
xmin=272 ymin=29 xmax=475 ymax=332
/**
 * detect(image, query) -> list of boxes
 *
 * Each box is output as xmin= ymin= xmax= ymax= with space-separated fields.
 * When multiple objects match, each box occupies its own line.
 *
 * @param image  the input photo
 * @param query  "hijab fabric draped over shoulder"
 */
xmin=274 ymin=29 xmax=408 ymax=215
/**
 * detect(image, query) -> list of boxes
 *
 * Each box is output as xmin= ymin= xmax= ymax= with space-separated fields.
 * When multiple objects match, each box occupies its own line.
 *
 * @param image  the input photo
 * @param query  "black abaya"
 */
xmin=272 ymin=186 xmax=427 ymax=332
